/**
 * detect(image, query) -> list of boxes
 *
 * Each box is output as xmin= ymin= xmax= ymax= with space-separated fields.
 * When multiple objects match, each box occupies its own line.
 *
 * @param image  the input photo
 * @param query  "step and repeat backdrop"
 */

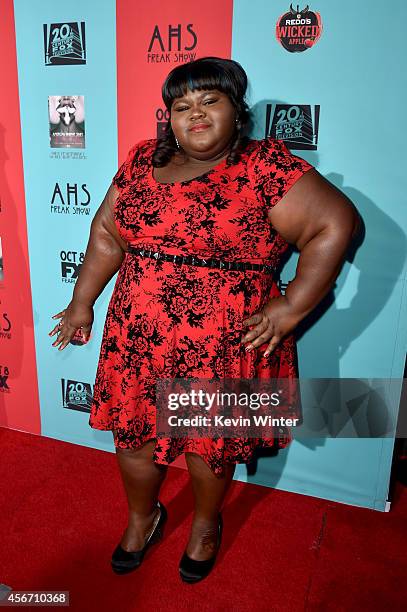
xmin=1 ymin=0 xmax=406 ymax=511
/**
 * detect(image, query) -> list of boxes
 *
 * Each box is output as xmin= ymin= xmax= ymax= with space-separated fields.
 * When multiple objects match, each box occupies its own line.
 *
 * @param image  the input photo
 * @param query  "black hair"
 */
xmin=152 ymin=56 xmax=251 ymax=167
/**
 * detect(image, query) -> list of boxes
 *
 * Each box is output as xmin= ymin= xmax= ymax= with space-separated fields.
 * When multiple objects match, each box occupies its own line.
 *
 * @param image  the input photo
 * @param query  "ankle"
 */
xmin=190 ymin=517 xmax=219 ymax=544
xmin=129 ymin=505 xmax=159 ymax=525
xmin=185 ymin=525 xmax=219 ymax=560
xmin=192 ymin=513 xmax=219 ymax=527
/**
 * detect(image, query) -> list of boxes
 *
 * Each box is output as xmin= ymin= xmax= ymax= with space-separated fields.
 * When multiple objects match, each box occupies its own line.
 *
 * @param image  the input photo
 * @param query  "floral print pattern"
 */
xmin=88 ymin=136 xmax=313 ymax=475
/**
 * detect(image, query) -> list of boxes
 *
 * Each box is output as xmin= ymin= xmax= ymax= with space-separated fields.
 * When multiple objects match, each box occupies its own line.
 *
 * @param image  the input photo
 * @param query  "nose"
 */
xmin=189 ymin=103 xmax=206 ymax=120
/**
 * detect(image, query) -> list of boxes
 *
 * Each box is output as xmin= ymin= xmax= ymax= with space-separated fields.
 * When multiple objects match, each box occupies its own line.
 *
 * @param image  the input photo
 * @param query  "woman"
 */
xmin=49 ymin=57 xmax=359 ymax=582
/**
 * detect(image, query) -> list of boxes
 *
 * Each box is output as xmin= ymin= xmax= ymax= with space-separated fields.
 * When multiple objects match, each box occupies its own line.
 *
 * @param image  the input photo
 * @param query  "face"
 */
xmin=170 ymin=88 xmax=237 ymax=159
xmin=57 ymin=97 xmax=76 ymax=125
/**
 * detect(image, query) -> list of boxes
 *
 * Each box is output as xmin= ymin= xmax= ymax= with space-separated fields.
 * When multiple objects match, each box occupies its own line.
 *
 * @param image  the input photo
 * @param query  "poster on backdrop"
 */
xmin=48 ymin=95 xmax=85 ymax=148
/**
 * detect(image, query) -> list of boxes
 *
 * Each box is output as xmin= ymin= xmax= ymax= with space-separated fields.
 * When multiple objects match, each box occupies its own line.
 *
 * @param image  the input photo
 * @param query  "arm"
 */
xmin=241 ymin=169 xmax=361 ymax=355
xmin=72 ymin=183 xmax=127 ymax=307
xmin=49 ymin=183 xmax=127 ymax=349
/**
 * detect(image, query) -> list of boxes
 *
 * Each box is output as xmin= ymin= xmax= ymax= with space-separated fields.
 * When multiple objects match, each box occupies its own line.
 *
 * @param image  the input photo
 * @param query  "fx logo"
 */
xmin=0 ymin=366 xmax=10 ymax=392
xmin=60 ymin=250 xmax=84 ymax=282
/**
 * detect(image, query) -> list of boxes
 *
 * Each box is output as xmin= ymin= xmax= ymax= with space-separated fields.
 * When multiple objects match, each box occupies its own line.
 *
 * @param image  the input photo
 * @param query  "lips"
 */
xmin=189 ymin=123 xmax=210 ymax=132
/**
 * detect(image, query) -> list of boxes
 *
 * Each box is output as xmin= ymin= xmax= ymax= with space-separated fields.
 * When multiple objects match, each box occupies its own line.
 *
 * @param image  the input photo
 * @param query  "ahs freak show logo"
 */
xmin=50 ymin=182 xmax=91 ymax=215
xmin=0 ymin=300 xmax=12 ymax=340
xmin=276 ymin=4 xmax=322 ymax=52
xmin=62 ymin=378 xmax=93 ymax=413
xmin=147 ymin=23 xmax=197 ymax=63
xmin=43 ymin=22 xmax=86 ymax=65
xmin=265 ymin=104 xmax=320 ymax=150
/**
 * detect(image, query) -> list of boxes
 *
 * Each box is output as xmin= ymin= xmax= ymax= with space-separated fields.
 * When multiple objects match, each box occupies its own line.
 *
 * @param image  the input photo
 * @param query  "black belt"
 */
xmin=127 ymin=246 xmax=275 ymax=275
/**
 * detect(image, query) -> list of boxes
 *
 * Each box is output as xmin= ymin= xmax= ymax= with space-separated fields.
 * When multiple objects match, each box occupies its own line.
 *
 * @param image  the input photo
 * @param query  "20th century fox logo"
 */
xmin=61 ymin=378 xmax=93 ymax=412
xmin=43 ymin=22 xmax=86 ymax=65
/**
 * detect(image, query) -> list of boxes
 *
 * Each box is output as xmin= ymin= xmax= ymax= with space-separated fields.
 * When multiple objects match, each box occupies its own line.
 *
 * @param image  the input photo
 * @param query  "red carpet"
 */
xmin=1 ymin=426 xmax=406 ymax=611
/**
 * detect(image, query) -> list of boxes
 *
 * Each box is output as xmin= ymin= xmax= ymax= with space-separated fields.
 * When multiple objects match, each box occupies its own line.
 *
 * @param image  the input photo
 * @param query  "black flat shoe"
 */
xmin=179 ymin=513 xmax=223 ymax=583
xmin=111 ymin=500 xmax=167 ymax=574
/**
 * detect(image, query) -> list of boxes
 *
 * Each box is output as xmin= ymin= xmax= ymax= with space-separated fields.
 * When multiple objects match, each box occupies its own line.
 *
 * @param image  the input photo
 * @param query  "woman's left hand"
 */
xmin=241 ymin=295 xmax=302 ymax=356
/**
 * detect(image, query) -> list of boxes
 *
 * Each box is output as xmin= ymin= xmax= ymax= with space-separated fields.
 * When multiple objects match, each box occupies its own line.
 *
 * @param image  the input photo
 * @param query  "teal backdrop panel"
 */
xmin=232 ymin=0 xmax=407 ymax=510
xmin=14 ymin=0 xmax=119 ymax=451
xmin=12 ymin=0 xmax=406 ymax=512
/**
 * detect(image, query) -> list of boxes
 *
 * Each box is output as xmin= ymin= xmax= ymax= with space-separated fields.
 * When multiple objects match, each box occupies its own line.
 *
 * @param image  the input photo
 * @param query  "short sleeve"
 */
xmin=248 ymin=137 xmax=314 ymax=209
xmin=112 ymin=138 xmax=150 ymax=191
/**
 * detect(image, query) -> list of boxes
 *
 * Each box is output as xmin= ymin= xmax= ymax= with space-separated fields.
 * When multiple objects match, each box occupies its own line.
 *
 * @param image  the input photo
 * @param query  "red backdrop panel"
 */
xmin=116 ymin=0 xmax=233 ymax=161
xmin=115 ymin=0 xmax=233 ymax=469
xmin=0 ymin=0 xmax=40 ymax=433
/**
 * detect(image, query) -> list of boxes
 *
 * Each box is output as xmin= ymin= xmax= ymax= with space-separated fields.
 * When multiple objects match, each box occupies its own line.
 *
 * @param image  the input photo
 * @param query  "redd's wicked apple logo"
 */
xmin=276 ymin=4 xmax=322 ymax=52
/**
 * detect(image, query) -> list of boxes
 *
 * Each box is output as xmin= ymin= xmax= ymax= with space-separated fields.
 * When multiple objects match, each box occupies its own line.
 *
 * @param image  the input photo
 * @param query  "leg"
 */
xmin=114 ymin=431 xmax=168 ymax=552
xmin=185 ymin=452 xmax=236 ymax=560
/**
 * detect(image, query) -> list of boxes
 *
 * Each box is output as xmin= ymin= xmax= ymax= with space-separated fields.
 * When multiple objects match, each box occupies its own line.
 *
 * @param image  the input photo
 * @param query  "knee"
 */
xmin=185 ymin=451 xmax=204 ymax=467
xmin=115 ymin=446 xmax=138 ymax=456
xmin=114 ymin=437 xmax=157 ymax=459
xmin=185 ymin=452 xmax=236 ymax=481
xmin=185 ymin=452 xmax=217 ymax=478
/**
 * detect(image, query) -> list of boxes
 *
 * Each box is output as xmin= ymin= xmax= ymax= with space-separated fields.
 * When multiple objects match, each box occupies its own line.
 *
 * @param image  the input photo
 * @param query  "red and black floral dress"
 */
xmin=88 ymin=136 xmax=313 ymax=475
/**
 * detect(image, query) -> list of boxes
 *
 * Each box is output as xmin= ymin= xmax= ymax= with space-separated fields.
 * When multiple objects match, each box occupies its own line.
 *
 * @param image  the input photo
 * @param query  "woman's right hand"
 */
xmin=48 ymin=300 xmax=94 ymax=350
